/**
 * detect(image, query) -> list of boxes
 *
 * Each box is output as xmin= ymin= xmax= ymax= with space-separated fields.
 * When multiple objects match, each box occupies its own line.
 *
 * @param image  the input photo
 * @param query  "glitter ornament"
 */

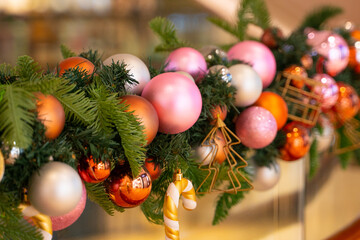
xmin=235 ymin=106 xmax=277 ymax=149
xmin=332 ymin=82 xmax=359 ymax=122
xmin=77 ymin=155 xmax=111 ymax=183
xmin=228 ymin=41 xmax=276 ymax=88
xmin=141 ymin=72 xmax=202 ymax=134
xmin=51 ymin=183 xmax=87 ymax=231
xmin=252 ymin=161 xmax=281 ymax=191
xmin=311 ymin=74 xmax=339 ymax=110
xmin=208 ymin=65 xmax=232 ymax=84
xmin=103 ymin=54 xmax=151 ymax=95
xmin=279 ymin=122 xmax=310 ymax=161
xmin=228 ymin=64 xmax=263 ymax=107
xmin=58 ymin=57 xmax=95 ymax=76
xmin=164 ymin=47 xmax=207 ymax=81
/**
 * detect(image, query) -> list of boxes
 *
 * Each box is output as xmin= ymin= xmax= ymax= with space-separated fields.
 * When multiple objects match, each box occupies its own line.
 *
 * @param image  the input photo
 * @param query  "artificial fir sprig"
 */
xmin=298 ymin=6 xmax=343 ymax=31
xmin=60 ymin=44 xmax=76 ymax=59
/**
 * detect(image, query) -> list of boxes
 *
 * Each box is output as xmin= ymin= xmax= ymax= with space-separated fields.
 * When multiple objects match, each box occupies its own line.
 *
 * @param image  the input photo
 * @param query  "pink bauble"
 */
xmin=141 ymin=72 xmax=202 ymax=134
xmin=235 ymin=106 xmax=277 ymax=149
xmin=312 ymin=74 xmax=339 ymax=110
xmin=305 ymin=28 xmax=349 ymax=76
xmin=50 ymin=183 xmax=87 ymax=231
xmin=103 ymin=53 xmax=150 ymax=95
xmin=164 ymin=47 xmax=207 ymax=82
xmin=227 ymin=41 xmax=276 ymax=89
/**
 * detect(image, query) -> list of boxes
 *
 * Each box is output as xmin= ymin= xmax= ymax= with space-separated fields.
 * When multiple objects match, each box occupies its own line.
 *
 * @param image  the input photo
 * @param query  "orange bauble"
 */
xmin=120 ymin=95 xmax=159 ymax=145
xmin=284 ymin=65 xmax=308 ymax=88
xmin=209 ymin=105 xmax=227 ymax=125
xmin=78 ymin=155 xmax=111 ymax=183
xmin=332 ymin=82 xmax=359 ymax=122
xmin=35 ymin=92 xmax=65 ymax=139
xmin=196 ymin=130 xmax=228 ymax=165
xmin=279 ymin=122 xmax=310 ymax=161
xmin=348 ymin=46 xmax=360 ymax=74
xmin=58 ymin=57 xmax=95 ymax=76
xmin=253 ymin=91 xmax=288 ymax=130
xmin=144 ymin=157 xmax=161 ymax=181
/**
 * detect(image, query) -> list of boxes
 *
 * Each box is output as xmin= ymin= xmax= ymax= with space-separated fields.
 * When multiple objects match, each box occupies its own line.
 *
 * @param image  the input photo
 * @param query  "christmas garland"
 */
xmin=1 ymin=0 xmax=360 ymax=239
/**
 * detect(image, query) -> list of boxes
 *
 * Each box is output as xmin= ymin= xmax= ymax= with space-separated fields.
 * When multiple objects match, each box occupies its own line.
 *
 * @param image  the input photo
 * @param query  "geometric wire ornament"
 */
xmin=333 ymin=117 xmax=360 ymax=155
xmin=196 ymin=117 xmax=253 ymax=194
xmin=276 ymin=72 xmax=322 ymax=126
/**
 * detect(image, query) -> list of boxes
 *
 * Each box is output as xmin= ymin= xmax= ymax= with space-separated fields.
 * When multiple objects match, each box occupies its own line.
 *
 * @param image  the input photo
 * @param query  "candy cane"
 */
xmin=164 ymin=171 xmax=197 ymax=240
xmin=19 ymin=203 xmax=53 ymax=240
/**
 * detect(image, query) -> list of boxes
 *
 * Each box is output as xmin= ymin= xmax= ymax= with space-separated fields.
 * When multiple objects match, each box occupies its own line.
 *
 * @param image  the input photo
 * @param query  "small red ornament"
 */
xmin=58 ymin=57 xmax=95 ymax=76
xmin=261 ymin=27 xmax=284 ymax=49
xmin=144 ymin=157 xmax=161 ymax=181
xmin=209 ymin=105 xmax=227 ymax=125
xmin=279 ymin=122 xmax=310 ymax=161
xmin=106 ymin=162 xmax=152 ymax=208
xmin=78 ymin=155 xmax=111 ymax=183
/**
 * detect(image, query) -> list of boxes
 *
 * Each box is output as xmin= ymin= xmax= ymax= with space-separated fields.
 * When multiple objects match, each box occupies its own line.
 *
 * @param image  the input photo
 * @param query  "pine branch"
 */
xmin=212 ymin=189 xmax=245 ymax=225
xmin=15 ymin=56 xmax=42 ymax=82
xmin=299 ymin=6 xmax=343 ymax=30
xmin=149 ymin=17 xmax=189 ymax=52
xmin=0 ymin=64 xmax=16 ymax=84
xmin=207 ymin=17 xmax=239 ymax=39
xmin=308 ymin=138 xmax=319 ymax=179
xmin=79 ymin=49 xmax=103 ymax=70
xmin=60 ymin=44 xmax=76 ymax=59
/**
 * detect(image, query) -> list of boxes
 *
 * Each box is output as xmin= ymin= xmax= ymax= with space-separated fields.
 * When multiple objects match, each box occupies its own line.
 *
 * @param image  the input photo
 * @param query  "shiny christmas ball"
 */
xmin=103 ymin=54 xmax=151 ymax=95
xmin=106 ymin=162 xmax=152 ymax=208
xmin=209 ymin=105 xmax=227 ymax=125
xmin=253 ymin=91 xmax=288 ymax=130
xmin=300 ymin=54 xmax=313 ymax=70
xmin=332 ymin=82 xmax=359 ymax=122
xmin=284 ymin=65 xmax=308 ymax=88
xmin=235 ymin=106 xmax=277 ymax=149
xmin=348 ymin=46 xmax=360 ymax=74
xmin=119 ymin=95 xmax=159 ymax=145
xmin=208 ymin=65 xmax=232 ymax=84
xmin=35 ymin=92 xmax=65 ymax=139
xmin=164 ymin=47 xmax=207 ymax=82
xmin=252 ymin=161 xmax=281 ymax=191
xmin=141 ymin=72 xmax=202 ymax=134
xmin=200 ymin=45 xmax=228 ymax=63
xmin=311 ymin=74 xmax=339 ymax=110
xmin=305 ymin=28 xmax=349 ymax=76
xmin=228 ymin=64 xmax=263 ymax=107
xmin=0 ymin=151 xmax=4 ymax=182
xmin=261 ymin=27 xmax=284 ymax=49
xmin=77 ymin=155 xmax=111 ymax=183
xmin=228 ymin=41 xmax=276 ymax=88
xmin=1 ymin=144 xmax=22 ymax=165
xmin=144 ymin=157 xmax=161 ymax=181
xmin=51 ymin=183 xmax=86 ymax=231
xmin=58 ymin=57 xmax=95 ymax=76
xmin=195 ymin=130 xmax=227 ymax=165
xmin=279 ymin=122 xmax=310 ymax=161
xmin=312 ymin=114 xmax=334 ymax=153
xmin=28 ymin=161 xmax=83 ymax=216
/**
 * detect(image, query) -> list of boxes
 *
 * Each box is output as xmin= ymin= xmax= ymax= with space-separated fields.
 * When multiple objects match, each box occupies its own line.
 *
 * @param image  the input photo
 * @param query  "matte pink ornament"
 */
xmin=305 ymin=28 xmax=349 ymax=76
xmin=235 ymin=106 xmax=277 ymax=149
xmin=312 ymin=74 xmax=339 ymax=110
xmin=164 ymin=47 xmax=207 ymax=82
xmin=141 ymin=72 xmax=202 ymax=134
xmin=227 ymin=41 xmax=276 ymax=89
xmin=50 ymin=183 xmax=87 ymax=231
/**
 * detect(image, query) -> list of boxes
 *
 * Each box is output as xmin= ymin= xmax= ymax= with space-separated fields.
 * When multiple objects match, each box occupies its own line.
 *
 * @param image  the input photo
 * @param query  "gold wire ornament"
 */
xmin=276 ymin=72 xmax=322 ymax=126
xmin=333 ymin=116 xmax=360 ymax=155
xmin=196 ymin=117 xmax=253 ymax=194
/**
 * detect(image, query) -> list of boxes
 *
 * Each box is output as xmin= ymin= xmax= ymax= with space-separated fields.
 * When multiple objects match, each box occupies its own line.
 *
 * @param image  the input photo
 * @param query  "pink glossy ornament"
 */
xmin=235 ymin=106 xmax=277 ymax=149
xmin=305 ymin=28 xmax=349 ymax=76
xmin=50 ymin=183 xmax=87 ymax=231
xmin=228 ymin=41 xmax=276 ymax=89
xmin=141 ymin=72 xmax=202 ymax=134
xmin=164 ymin=47 xmax=207 ymax=82
xmin=311 ymin=74 xmax=339 ymax=110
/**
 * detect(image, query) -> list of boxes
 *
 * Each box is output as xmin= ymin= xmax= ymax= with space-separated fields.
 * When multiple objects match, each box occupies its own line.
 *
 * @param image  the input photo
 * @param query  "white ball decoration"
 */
xmin=252 ymin=161 xmax=281 ymax=191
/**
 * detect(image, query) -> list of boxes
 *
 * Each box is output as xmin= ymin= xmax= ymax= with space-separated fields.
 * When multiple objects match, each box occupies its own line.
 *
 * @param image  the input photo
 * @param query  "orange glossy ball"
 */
xmin=253 ymin=91 xmax=288 ymax=130
xmin=332 ymin=82 xmax=359 ymax=122
xmin=351 ymin=30 xmax=360 ymax=40
xmin=348 ymin=46 xmax=360 ymax=74
xmin=209 ymin=105 xmax=227 ymax=125
xmin=144 ymin=157 xmax=161 ymax=181
xmin=120 ymin=95 xmax=159 ymax=145
xmin=58 ymin=57 xmax=95 ymax=76
xmin=106 ymin=162 xmax=152 ymax=208
xmin=78 ymin=156 xmax=111 ymax=183
xmin=279 ymin=122 xmax=310 ymax=161
xmin=196 ymin=130 xmax=228 ymax=165
xmin=284 ymin=65 xmax=308 ymax=88
xmin=35 ymin=92 xmax=65 ymax=139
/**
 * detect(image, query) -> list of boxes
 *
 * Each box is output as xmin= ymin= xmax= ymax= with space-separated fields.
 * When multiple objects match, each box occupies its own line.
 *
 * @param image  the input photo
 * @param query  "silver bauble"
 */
xmin=1 ymin=143 xmax=22 ymax=165
xmin=28 ymin=161 xmax=82 ymax=216
xmin=103 ymin=53 xmax=151 ymax=95
xmin=200 ymin=45 xmax=228 ymax=62
xmin=194 ymin=142 xmax=216 ymax=166
xmin=209 ymin=65 xmax=232 ymax=84
xmin=228 ymin=64 xmax=263 ymax=107
xmin=252 ymin=161 xmax=281 ymax=191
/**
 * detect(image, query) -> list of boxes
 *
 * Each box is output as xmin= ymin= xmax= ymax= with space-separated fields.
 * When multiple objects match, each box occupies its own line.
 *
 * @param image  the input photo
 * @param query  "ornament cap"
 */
xmin=175 ymin=169 xmax=182 ymax=181
xmin=216 ymin=117 xmax=226 ymax=128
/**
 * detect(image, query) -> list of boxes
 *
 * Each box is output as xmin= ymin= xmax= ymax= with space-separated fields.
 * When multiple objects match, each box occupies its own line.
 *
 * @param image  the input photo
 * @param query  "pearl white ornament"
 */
xmin=252 ymin=161 xmax=281 ymax=191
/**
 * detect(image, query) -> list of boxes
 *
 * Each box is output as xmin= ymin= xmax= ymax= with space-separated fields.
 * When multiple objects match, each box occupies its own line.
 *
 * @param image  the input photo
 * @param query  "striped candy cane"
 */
xmin=19 ymin=203 xmax=53 ymax=240
xmin=164 ymin=170 xmax=197 ymax=240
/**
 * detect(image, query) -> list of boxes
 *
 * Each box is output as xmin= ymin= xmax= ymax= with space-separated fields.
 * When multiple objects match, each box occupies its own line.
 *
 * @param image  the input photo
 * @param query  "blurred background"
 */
xmin=1 ymin=0 xmax=360 ymax=239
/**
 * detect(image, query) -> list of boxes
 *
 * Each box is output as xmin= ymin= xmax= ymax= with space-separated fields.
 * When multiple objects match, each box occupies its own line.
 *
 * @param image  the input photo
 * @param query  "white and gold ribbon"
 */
xmin=164 ymin=171 xmax=197 ymax=240
xmin=0 ymin=151 xmax=4 ymax=182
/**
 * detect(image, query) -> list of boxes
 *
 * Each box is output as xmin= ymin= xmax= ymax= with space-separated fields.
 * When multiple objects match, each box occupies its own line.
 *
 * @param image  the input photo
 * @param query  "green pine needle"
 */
xmin=299 ymin=6 xmax=343 ymax=30
xmin=60 ymin=44 xmax=76 ymax=59
xmin=15 ymin=56 xmax=42 ymax=82
xmin=79 ymin=49 xmax=103 ymax=70
xmin=212 ymin=190 xmax=245 ymax=225
xmin=309 ymin=138 xmax=319 ymax=179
